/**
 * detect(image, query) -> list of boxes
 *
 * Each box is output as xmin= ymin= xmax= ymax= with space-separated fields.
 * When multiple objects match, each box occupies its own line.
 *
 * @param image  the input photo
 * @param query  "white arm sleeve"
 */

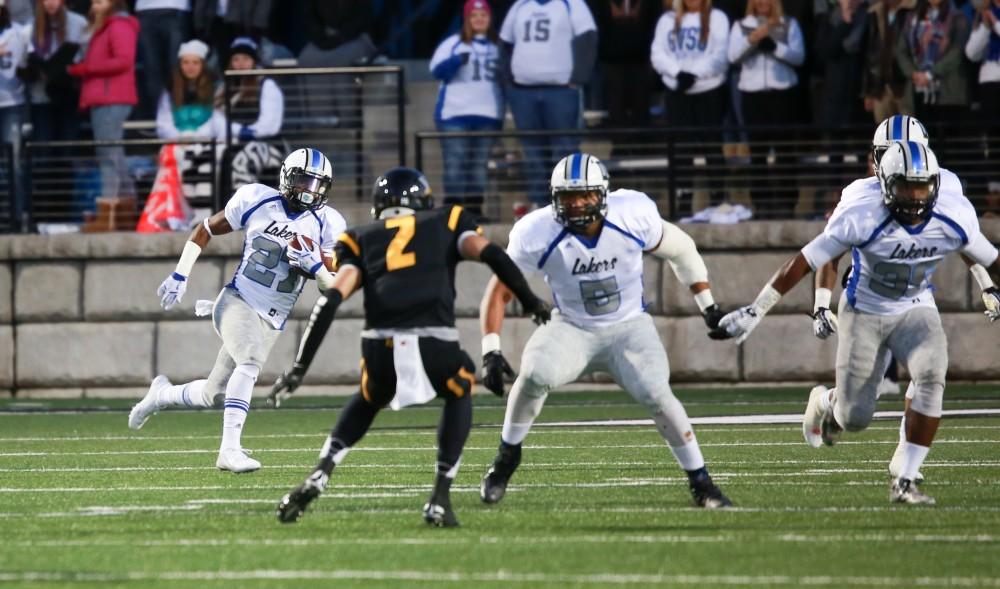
xmin=801 ymin=233 xmax=850 ymax=271
xmin=651 ymin=220 xmax=708 ymax=285
xmin=963 ymin=232 xmax=1000 ymax=267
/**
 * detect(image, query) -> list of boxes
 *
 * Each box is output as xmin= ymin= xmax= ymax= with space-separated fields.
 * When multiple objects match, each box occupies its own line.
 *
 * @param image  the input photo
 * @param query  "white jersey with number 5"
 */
xmin=803 ymin=176 xmax=997 ymax=315
xmin=507 ymin=189 xmax=663 ymax=328
xmin=223 ymin=183 xmax=346 ymax=329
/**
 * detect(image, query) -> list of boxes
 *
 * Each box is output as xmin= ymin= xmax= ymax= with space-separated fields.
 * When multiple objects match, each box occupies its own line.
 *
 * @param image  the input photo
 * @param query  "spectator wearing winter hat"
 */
xmin=225 ymin=36 xmax=283 ymax=141
xmin=155 ymin=39 xmax=224 ymax=139
xmin=68 ymin=0 xmax=139 ymax=198
xmin=429 ymin=0 xmax=502 ymax=215
xmin=965 ymin=0 xmax=1000 ymax=119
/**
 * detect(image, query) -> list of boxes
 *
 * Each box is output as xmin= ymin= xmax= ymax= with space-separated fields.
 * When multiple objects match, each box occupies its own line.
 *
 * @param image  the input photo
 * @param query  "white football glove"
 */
xmin=287 ymin=240 xmax=323 ymax=276
xmin=716 ymin=305 xmax=762 ymax=345
xmin=812 ymin=307 xmax=839 ymax=339
xmin=983 ymin=287 xmax=1000 ymax=322
xmin=157 ymin=272 xmax=188 ymax=310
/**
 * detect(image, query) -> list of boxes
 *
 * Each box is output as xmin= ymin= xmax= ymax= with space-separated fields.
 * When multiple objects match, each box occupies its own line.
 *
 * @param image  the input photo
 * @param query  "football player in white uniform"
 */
xmin=128 ymin=148 xmax=347 ymax=473
xmin=809 ymin=116 xmax=1000 ymax=483
xmin=715 ymin=141 xmax=1000 ymax=504
xmin=478 ymin=153 xmax=732 ymax=508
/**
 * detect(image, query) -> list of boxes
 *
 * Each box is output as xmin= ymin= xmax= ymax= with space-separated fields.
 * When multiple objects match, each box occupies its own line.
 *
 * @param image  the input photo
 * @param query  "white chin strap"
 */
xmin=377 ymin=207 xmax=416 ymax=219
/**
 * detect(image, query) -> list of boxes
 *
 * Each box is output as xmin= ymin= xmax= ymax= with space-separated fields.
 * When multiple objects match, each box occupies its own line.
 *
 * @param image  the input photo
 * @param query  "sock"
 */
xmin=220 ymin=364 xmax=258 ymax=450
xmin=501 ymin=422 xmax=534 ymax=445
xmin=671 ymin=442 xmax=706 ymax=472
xmin=898 ymin=414 xmax=907 ymax=444
xmin=437 ymin=394 xmax=472 ymax=470
xmin=819 ymin=387 xmax=835 ymax=413
xmin=430 ymin=472 xmax=454 ymax=505
xmin=158 ymin=380 xmax=209 ymax=408
xmin=899 ymin=441 xmax=930 ymax=481
xmin=501 ymin=380 xmax=547 ymax=445
xmin=317 ymin=436 xmax=350 ymax=476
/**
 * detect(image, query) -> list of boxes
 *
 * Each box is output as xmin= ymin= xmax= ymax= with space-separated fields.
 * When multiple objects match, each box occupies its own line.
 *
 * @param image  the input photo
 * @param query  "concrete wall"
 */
xmin=1 ymin=219 xmax=998 ymax=396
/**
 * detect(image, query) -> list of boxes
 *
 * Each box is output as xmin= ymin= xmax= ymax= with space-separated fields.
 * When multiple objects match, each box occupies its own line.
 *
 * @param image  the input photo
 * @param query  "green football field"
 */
xmin=1 ymin=386 xmax=999 ymax=588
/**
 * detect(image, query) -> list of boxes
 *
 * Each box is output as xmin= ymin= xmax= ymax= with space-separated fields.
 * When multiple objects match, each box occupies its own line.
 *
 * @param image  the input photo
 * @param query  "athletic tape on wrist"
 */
xmin=753 ymin=284 xmax=782 ymax=316
xmin=693 ymin=289 xmax=715 ymax=312
xmin=814 ymin=288 xmax=832 ymax=311
xmin=482 ymin=333 xmax=501 ymax=356
xmin=175 ymin=241 xmax=202 ymax=278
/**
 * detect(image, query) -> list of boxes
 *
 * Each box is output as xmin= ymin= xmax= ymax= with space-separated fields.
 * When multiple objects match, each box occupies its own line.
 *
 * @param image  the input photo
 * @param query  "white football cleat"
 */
xmin=876 ymin=377 xmax=900 ymax=398
xmin=129 ymin=375 xmax=170 ymax=430
xmin=802 ymin=385 xmax=828 ymax=449
xmin=216 ymin=447 xmax=261 ymax=473
xmin=890 ymin=477 xmax=935 ymax=505
xmin=888 ymin=442 xmax=925 ymax=484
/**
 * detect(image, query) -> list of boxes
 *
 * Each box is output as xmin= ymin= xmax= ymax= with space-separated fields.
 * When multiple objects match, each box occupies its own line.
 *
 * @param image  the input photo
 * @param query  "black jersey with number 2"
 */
xmin=333 ymin=205 xmax=482 ymax=329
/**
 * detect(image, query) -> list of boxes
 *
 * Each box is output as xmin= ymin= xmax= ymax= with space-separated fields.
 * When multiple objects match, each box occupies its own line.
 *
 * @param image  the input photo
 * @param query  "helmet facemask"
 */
xmin=552 ymin=188 xmax=607 ymax=230
xmin=283 ymin=167 xmax=332 ymax=211
xmin=883 ymin=175 xmax=939 ymax=225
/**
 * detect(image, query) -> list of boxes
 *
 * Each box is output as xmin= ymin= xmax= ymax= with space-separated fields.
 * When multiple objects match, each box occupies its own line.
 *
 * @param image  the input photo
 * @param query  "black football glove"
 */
xmin=675 ymin=71 xmax=697 ymax=93
xmin=267 ymin=368 xmax=304 ymax=408
xmin=482 ymin=351 xmax=515 ymax=397
xmin=523 ymin=298 xmax=552 ymax=325
xmin=701 ymin=304 xmax=726 ymax=330
xmin=757 ymin=37 xmax=777 ymax=52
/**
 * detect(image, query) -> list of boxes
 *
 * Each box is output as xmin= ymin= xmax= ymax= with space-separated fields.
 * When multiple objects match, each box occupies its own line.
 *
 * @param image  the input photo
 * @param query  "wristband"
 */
xmin=693 ymin=289 xmax=716 ymax=312
xmin=482 ymin=333 xmax=501 ymax=356
xmin=752 ymin=284 xmax=782 ymax=316
xmin=315 ymin=267 xmax=336 ymax=291
xmin=175 ymin=241 xmax=202 ymax=277
xmin=814 ymin=287 xmax=833 ymax=311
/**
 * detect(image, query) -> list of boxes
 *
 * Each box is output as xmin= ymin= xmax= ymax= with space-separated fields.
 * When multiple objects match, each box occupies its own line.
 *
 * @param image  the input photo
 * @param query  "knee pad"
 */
xmin=233 ymin=363 xmax=261 ymax=382
xmin=908 ymin=382 xmax=943 ymax=418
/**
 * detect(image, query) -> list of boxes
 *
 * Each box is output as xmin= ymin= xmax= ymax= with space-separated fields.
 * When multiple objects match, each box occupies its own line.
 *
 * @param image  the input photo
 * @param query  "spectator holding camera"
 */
xmin=651 ymin=0 xmax=731 ymax=128
xmin=68 ymin=0 xmax=139 ymax=198
xmin=155 ymin=39 xmax=224 ymax=140
xmin=727 ymin=0 xmax=804 ymax=217
xmin=965 ymin=0 xmax=1000 ymax=118
xmin=429 ymin=0 xmax=502 ymax=216
xmin=896 ymin=0 xmax=969 ymax=124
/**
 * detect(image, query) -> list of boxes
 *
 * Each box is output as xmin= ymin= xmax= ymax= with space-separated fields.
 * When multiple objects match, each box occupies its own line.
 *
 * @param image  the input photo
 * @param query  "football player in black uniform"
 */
xmin=275 ymin=167 xmax=550 ymax=527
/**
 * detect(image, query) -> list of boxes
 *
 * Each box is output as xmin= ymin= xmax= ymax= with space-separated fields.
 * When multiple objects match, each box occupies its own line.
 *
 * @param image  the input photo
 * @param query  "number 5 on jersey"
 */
xmin=386 ymin=216 xmax=416 ymax=271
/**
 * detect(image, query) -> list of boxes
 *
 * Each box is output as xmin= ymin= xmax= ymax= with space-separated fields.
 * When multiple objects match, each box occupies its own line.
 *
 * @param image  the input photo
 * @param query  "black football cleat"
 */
xmin=422 ymin=500 xmax=460 ymax=527
xmin=276 ymin=470 xmax=327 ymax=524
xmin=689 ymin=474 xmax=733 ymax=509
xmin=480 ymin=442 xmax=521 ymax=504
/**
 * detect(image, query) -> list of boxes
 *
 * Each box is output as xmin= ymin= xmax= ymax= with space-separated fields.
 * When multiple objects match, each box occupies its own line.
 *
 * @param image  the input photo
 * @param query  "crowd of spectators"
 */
xmin=0 ymin=0 xmax=996 ymax=229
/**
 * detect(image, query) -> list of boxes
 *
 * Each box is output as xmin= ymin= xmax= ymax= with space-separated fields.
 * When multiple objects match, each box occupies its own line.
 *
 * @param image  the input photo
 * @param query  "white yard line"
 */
xmin=1 ymin=570 xmax=999 ymax=587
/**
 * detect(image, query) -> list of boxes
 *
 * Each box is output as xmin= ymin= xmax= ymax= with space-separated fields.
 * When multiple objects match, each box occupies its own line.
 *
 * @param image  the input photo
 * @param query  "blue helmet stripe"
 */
xmin=908 ymin=141 xmax=923 ymax=172
xmin=309 ymin=148 xmax=320 ymax=169
xmin=570 ymin=153 xmax=582 ymax=180
xmin=892 ymin=116 xmax=903 ymax=140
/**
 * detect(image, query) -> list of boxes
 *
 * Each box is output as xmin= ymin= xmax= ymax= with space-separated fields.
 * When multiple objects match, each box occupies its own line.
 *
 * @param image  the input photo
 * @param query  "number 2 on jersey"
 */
xmin=385 ymin=216 xmax=416 ymax=271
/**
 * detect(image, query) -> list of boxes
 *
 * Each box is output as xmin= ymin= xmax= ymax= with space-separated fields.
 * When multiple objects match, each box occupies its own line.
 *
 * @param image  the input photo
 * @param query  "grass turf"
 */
xmin=1 ymin=386 xmax=998 ymax=588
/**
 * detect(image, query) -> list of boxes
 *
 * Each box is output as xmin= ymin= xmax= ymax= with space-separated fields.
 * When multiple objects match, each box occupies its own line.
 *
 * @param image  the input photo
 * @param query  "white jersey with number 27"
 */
xmin=223 ymin=183 xmax=346 ymax=329
xmin=802 ymin=175 xmax=998 ymax=316
xmin=507 ymin=189 xmax=663 ymax=329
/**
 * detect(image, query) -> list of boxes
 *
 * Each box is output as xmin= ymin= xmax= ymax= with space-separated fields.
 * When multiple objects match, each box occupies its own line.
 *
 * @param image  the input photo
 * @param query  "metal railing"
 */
xmin=0 ymin=145 xmax=15 ymax=232
xmin=222 ymin=65 xmax=406 ymax=203
xmin=24 ymin=138 xmax=218 ymax=231
xmin=415 ymin=123 xmax=1000 ymax=222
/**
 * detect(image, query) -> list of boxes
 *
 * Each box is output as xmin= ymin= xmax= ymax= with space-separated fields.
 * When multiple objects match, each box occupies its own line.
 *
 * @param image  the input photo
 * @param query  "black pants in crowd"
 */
xmin=741 ymin=88 xmax=799 ymax=219
xmin=665 ymin=85 xmax=728 ymax=211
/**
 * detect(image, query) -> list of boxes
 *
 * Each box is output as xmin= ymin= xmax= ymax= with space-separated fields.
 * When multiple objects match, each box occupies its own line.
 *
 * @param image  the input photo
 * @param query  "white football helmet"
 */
xmin=878 ymin=141 xmax=940 ymax=224
xmin=279 ymin=147 xmax=334 ymax=211
xmin=872 ymin=115 xmax=929 ymax=171
xmin=549 ymin=153 xmax=610 ymax=229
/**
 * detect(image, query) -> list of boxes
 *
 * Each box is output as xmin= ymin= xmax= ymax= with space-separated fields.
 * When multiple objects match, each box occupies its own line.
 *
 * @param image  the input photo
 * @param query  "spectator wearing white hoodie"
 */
xmin=727 ymin=0 xmax=804 ymax=218
xmin=965 ymin=0 xmax=1000 ymax=118
xmin=651 ymin=0 xmax=731 ymax=128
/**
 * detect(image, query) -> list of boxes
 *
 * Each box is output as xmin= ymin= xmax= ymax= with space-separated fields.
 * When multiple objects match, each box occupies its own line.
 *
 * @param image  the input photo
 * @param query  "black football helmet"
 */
xmin=371 ymin=167 xmax=433 ymax=218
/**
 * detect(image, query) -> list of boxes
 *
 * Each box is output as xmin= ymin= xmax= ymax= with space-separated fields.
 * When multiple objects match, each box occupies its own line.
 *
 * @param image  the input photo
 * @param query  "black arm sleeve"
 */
xmin=291 ymin=289 xmax=344 ymax=374
xmin=499 ymin=41 xmax=514 ymax=86
xmin=479 ymin=242 xmax=539 ymax=309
